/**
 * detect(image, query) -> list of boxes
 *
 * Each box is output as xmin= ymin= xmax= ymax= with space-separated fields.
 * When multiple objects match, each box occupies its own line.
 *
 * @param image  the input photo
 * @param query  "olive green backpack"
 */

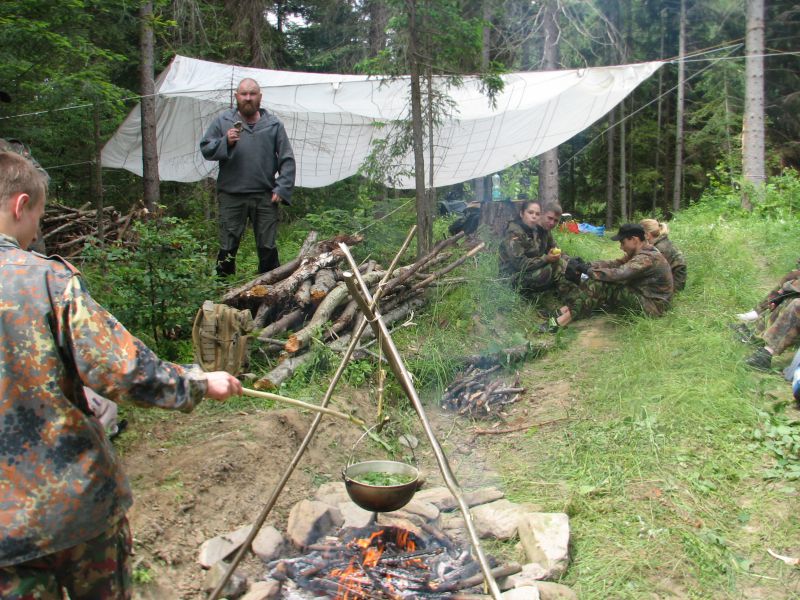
xmin=192 ymin=301 xmax=254 ymax=375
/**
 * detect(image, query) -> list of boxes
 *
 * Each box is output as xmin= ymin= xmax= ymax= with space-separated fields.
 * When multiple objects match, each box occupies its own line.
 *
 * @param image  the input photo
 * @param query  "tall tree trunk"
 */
xmin=724 ymin=75 xmax=734 ymax=184
xmin=742 ymin=0 xmax=766 ymax=210
xmin=426 ymin=39 xmax=437 ymax=235
xmin=605 ymin=107 xmax=616 ymax=230
xmin=408 ymin=0 xmax=431 ymax=256
xmin=92 ymin=101 xmax=104 ymax=243
xmin=538 ymin=0 xmax=559 ymax=206
xmin=672 ymin=0 xmax=686 ymax=214
xmin=652 ymin=8 xmax=666 ymax=215
xmin=366 ymin=0 xmax=388 ymax=57
xmin=472 ymin=0 xmax=491 ymax=204
xmin=662 ymin=83 xmax=673 ymax=214
xmin=139 ymin=0 xmax=159 ymax=212
xmin=619 ymin=99 xmax=627 ymax=221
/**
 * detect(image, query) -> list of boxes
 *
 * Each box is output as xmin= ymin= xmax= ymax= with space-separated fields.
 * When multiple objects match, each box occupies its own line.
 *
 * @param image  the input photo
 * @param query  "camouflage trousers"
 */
xmin=512 ymin=256 xmax=570 ymax=297
xmin=560 ymin=279 xmax=647 ymax=319
xmin=512 ymin=264 xmax=558 ymax=296
xmin=762 ymin=297 xmax=800 ymax=355
xmin=0 ymin=518 xmax=132 ymax=600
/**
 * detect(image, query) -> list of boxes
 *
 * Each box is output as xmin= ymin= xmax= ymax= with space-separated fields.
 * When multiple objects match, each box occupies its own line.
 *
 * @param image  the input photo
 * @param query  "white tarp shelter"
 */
xmin=102 ymin=55 xmax=662 ymax=189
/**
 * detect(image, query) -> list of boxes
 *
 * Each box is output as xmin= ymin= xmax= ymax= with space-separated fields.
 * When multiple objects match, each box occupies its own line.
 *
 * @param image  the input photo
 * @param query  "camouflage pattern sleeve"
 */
xmin=654 ymin=236 xmax=687 ymax=291
xmin=590 ymin=252 xmax=652 ymax=283
xmin=499 ymin=221 xmax=549 ymax=275
xmin=782 ymin=278 xmax=800 ymax=295
xmin=59 ymin=275 xmax=207 ymax=412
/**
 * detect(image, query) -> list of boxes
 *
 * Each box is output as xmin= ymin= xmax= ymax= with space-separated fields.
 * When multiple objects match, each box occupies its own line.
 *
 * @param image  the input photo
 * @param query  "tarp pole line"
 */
xmin=560 ymin=42 xmax=743 ymax=172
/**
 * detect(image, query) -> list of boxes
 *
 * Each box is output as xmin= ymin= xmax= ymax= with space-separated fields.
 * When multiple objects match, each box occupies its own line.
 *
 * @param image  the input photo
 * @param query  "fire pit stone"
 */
xmin=471 ymin=498 xmax=530 ymax=540
xmin=501 ymin=585 xmax=542 ymax=599
xmin=375 ymin=514 xmax=423 ymax=537
xmin=251 ymin=525 xmax=286 ymax=562
xmin=313 ymin=481 xmax=351 ymax=506
xmin=286 ymin=499 xmax=342 ymax=547
xmin=414 ymin=485 xmax=505 ymax=511
xmin=335 ymin=501 xmax=374 ymax=528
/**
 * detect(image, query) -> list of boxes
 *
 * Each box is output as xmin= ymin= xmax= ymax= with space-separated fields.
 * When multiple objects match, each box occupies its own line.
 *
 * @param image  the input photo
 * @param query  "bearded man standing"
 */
xmin=200 ymin=77 xmax=296 ymax=277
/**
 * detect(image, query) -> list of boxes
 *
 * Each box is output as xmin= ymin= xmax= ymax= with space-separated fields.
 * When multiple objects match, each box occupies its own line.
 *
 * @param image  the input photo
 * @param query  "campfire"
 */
xmin=268 ymin=525 xmax=504 ymax=599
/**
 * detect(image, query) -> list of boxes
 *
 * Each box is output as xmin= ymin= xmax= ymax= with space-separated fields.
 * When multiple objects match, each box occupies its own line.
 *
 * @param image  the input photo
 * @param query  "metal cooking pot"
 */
xmin=343 ymin=459 xmax=422 ymax=513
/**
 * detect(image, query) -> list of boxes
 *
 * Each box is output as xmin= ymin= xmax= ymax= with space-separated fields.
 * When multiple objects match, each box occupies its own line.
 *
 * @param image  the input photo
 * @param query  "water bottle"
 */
xmin=491 ymin=174 xmax=502 ymax=201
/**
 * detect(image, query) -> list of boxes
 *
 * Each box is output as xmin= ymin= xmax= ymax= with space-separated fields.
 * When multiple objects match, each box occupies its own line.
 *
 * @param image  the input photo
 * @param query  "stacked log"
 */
xmin=41 ymin=202 xmax=148 ymax=257
xmin=222 ymin=231 xmax=484 ymax=390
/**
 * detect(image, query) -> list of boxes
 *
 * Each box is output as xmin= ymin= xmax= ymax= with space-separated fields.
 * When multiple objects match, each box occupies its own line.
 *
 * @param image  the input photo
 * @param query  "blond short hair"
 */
xmin=0 ymin=152 xmax=48 ymax=207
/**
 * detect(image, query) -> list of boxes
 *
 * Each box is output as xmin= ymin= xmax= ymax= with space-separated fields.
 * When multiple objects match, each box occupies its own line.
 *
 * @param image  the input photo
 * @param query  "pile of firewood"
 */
xmin=42 ymin=202 xmax=147 ymax=257
xmin=441 ymin=365 xmax=525 ymax=417
xmin=222 ymin=230 xmax=484 ymax=390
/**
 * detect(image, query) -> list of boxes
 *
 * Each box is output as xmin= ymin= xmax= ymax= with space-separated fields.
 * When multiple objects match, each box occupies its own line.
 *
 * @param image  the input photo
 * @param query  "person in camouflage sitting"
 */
xmin=551 ymin=223 xmax=674 ymax=330
xmin=745 ymin=274 xmax=800 ymax=372
xmin=499 ymin=199 xmax=567 ymax=296
xmin=0 ymin=151 xmax=243 ymax=599
xmin=640 ymin=218 xmax=687 ymax=291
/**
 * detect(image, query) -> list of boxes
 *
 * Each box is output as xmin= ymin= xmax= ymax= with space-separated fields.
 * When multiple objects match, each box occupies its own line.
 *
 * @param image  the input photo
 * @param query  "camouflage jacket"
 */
xmin=589 ymin=244 xmax=674 ymax=316
xmin=0 ymin=234 xmax=207 ymax=567
xmin=653 ymin=235 xmax=687 ymax=291
xmin=498 ymin=219 xmax=555 ymax=277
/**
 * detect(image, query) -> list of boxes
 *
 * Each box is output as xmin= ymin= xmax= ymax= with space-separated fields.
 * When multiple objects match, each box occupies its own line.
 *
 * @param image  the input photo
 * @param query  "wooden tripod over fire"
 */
xmin=209 ymin=227 xmax=501 ymax=600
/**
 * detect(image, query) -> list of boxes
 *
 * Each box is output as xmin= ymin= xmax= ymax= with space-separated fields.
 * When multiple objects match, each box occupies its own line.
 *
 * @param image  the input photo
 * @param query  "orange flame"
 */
xmin=332 ymin=527 xmax=420 ymax=599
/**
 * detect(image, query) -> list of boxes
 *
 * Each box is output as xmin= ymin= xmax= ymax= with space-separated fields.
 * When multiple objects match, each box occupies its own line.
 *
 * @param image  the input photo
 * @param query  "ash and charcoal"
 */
xmin=266 ymin=525 xmax=494 ymax=599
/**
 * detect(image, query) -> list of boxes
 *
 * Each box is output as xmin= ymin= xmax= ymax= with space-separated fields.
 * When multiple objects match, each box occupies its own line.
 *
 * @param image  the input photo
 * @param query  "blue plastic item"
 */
xmin=491 ymin=174 xmax=502 ymax=201
xmin=578 ymin=223 xmax=606 ymax=237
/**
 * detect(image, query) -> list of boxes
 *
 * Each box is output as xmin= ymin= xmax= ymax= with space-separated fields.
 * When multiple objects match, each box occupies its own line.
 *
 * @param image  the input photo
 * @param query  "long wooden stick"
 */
xmin=208 ymin=226 xmax=417 ymax=600
xmin=241 ymin=388 xmax=365 ymax=427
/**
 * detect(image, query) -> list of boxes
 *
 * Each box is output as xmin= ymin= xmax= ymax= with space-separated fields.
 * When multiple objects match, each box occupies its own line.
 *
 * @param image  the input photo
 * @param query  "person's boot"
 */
xmin=729 ymin=323 xmax=760 ymax=345
xmin=216 ymin=250 xmax=236 ymax=278
xmin=745 ymin=347 xmax=773 ymax=371
xmin=257 ymin=247 xmax=280 ymax=274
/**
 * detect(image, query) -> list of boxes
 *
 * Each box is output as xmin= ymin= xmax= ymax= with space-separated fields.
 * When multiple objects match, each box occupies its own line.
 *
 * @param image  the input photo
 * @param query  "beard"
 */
xmin=237 ymin=100 xmax=259 ymax=118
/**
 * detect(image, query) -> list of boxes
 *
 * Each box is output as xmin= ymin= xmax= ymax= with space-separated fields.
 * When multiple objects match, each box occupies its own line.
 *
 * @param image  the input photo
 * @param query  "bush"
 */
xmin=81 ymin=217 xmax=220 ymax=360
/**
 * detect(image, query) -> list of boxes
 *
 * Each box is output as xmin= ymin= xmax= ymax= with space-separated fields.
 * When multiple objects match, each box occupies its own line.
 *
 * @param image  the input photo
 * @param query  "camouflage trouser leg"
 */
xmin=0 ymin=518 xmax=132 ymax=600
xmin=762 ymin=298 xmax=800 ymax=355
xmin=515 ymin=264 xmax=557 ymax=295
xmin=561 ymin=279 xmax=645 ymax=319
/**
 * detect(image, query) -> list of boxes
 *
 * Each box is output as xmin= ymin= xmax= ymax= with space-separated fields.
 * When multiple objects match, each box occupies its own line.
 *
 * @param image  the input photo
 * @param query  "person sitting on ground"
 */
xmin=0 ymin=151 xmax=243 ymax=598
xmin=550 ymin=223 xmax=674 ymax=330
xmin=735 ymin=259 xmax=800 ymax=323
xmin=640 ymin=218 xmax=687 ymax=291
xmin=745 ymin=275 xmax=800 ymax=372
xmin=499 ymin=199 xmax=564 ymax=296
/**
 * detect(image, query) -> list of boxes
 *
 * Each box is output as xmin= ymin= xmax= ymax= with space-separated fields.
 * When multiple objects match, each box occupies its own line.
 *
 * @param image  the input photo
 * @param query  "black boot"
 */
xmin=216 ymin=249 xmax=237 ymax=278
xmin=257 ymin=247 xmax=280 ymax=274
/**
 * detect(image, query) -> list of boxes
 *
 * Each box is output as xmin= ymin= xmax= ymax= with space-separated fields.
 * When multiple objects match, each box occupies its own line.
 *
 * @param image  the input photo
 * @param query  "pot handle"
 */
xmin=346 ymin=423 xmax=418 ymax=468
xmin=346 ymin=423 xmax=382 ymax=468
